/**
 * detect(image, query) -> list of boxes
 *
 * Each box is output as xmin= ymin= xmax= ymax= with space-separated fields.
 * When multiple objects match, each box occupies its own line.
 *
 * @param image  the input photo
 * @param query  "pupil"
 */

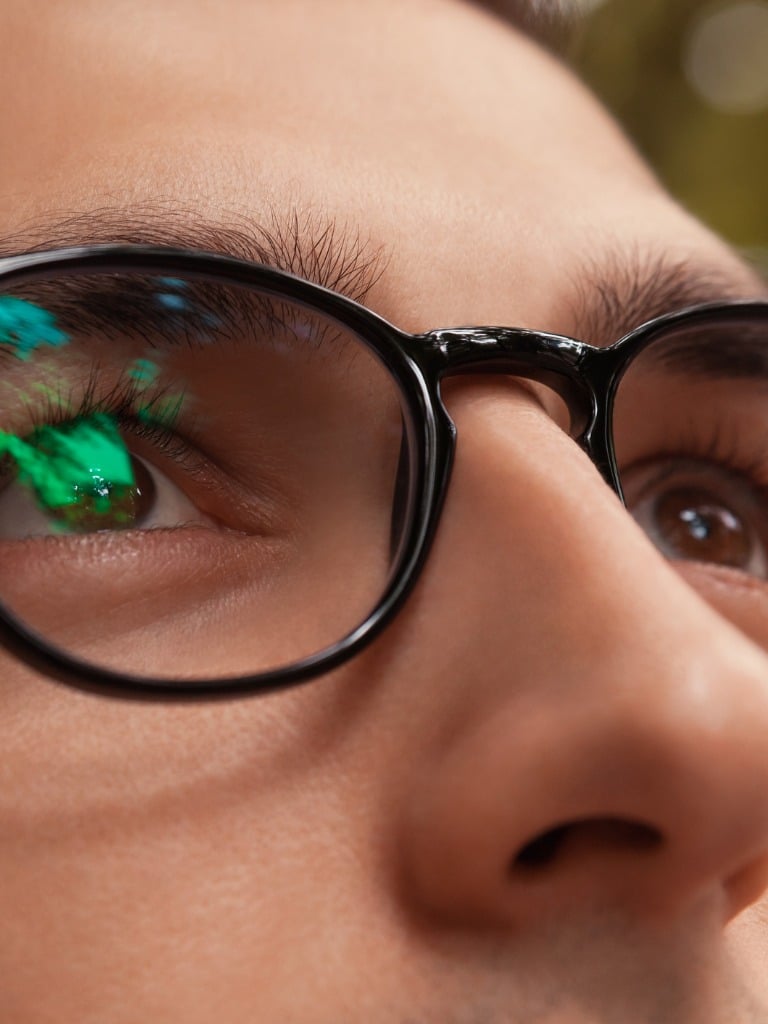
xmin=655 ymin=487 xmax=752 ymax=568
xmin=50 ymin=457 xmax=155 ymax=533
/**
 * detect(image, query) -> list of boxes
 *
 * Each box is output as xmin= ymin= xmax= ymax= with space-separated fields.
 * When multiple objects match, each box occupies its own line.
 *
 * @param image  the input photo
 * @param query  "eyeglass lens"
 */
xmin=613 ymin=315 xmax=768 ymax=583
xmin=0 ymin=270 xmax=413 ymax=680
xmin=1 ymin=270 xmax=768 ymax=684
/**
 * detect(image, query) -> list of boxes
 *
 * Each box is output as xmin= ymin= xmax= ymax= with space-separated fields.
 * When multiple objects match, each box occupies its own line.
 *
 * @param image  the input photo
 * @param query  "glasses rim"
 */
xmin=2 ymin=244 xmax=767 ymax=699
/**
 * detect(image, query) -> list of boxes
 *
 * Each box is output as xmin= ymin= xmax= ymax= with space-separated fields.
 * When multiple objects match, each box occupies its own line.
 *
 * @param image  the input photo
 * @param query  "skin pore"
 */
xmin=3 ymin=1 xmax=768 ymax=1021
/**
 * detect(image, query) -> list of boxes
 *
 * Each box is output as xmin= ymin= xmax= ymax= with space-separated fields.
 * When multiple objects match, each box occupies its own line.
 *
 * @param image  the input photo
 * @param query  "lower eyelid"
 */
xmin=674 ymin=559 xmax=768 ymax=652
xmin=0 ymin=526 xmax=294 ymax=649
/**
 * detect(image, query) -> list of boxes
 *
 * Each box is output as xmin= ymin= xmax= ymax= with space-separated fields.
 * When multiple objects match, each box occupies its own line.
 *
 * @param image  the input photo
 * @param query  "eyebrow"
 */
xmin=0 ymin=202 xmax=388 ymax=306
xmin=2 ymin=203 xmax=766 ymax=349
xmin=569 ymin=246 xmax=768 ymax=346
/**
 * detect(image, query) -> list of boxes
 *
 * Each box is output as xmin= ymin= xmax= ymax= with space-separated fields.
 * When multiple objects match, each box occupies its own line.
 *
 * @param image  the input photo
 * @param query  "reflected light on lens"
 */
xmin=683 ymin=1 xmax=768 ymax=114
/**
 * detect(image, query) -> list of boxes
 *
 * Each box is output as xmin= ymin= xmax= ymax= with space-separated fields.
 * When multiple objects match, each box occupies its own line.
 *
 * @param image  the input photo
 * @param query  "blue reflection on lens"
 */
xmin=0 ymin=297 xmax=70 ymax=361
xmin=156 ymin=292 xmax=189 ymax=312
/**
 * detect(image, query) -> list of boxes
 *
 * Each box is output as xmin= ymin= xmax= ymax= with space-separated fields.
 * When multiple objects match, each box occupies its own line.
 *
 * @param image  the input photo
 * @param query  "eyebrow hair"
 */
xmin=3 ymin=204 xmax=766 ymax=350
xmin=569 ymin=246 xmax=768 ymax=346
xmin=0 ymin=202 xmax=388 ymax=306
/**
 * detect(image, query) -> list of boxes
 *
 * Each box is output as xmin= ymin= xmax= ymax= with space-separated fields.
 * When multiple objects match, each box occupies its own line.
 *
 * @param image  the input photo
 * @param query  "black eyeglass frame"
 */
xmin=1 ymin=244 xmax=766 ymax=699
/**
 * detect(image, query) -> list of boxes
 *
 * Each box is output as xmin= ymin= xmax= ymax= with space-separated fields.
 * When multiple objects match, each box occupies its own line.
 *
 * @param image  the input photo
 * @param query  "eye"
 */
xmin=624 ymin=459 xmax=768 ymax=579
xmin=0 ymin=414 xmax=213 ymax=539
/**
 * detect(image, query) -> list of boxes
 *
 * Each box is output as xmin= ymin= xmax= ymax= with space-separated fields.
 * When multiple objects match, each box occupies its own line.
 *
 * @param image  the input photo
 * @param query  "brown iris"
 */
xmin=654 ymin=486 xmax=752 ymax=568
xmin=50 ymin=456 xmax=156 ymax=533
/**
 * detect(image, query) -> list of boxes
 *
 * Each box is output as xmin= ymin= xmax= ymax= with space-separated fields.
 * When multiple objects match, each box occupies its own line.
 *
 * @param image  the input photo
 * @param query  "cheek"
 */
xmin=0 ymin=649 xmax=405 ymax=1016
xmin=0 ymin=663 xmax=323 ymax=844
xmin=726 ymin=897 xmax=768 ymax=1003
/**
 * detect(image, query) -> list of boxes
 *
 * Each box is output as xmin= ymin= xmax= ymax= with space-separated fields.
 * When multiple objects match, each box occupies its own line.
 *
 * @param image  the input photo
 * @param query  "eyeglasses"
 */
xmin=1 ymin=245 xmax=767 ymax=698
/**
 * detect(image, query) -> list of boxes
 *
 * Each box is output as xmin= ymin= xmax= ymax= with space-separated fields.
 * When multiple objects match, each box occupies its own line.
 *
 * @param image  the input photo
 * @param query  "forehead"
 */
xmin=0 ymin=0 xmax=762 ymax=332
xmin=4 ymin=2 xmax=642 ymax=197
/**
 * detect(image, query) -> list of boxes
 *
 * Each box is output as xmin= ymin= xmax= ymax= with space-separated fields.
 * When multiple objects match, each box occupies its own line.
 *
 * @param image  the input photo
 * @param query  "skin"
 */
xmin=2 ymin=1 xmax=768 ymax=1020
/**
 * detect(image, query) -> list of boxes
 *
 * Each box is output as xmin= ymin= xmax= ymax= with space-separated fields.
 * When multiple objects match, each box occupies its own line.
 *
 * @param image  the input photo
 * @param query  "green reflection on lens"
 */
xmin=127 ymin=357 xmax=185 ymax=430
xmin=0 ymin=413 xmax=136 ymax=529
xmin=128 ymin=357 xmax=160 ymax=386
xmin=137 ymin=392 xmax=184 ymax=429
xmin=0 ymin=297 xmax=70 ymax=361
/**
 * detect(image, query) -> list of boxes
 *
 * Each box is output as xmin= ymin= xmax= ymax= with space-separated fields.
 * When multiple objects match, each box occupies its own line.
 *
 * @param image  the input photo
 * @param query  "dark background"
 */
xmin=572 ymin=0 xmax=768 ymax=278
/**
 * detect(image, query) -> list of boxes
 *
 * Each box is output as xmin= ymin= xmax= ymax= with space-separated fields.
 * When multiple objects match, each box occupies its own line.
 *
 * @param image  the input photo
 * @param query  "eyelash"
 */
xmin=623 ymin=416 xmax=768 ymax=497
xmin=17 ymin=370 xmax=205 ymax=477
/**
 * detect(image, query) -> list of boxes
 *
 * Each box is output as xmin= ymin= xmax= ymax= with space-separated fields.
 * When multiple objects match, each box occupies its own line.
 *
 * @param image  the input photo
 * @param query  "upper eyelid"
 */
xmin=617 ymin=315 xmax=768 ymax=383
xmin=0 ymin=273 xmax=330 ymax=358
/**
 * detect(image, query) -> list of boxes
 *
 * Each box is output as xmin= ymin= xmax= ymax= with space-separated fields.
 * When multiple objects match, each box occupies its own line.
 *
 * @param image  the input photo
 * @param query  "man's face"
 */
xmin=3 ymin=1 xmax=768 ymax=1021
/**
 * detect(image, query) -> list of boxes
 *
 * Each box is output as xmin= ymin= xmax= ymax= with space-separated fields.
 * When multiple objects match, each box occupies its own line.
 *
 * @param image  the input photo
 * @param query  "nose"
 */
xmin=399 ymin=380 xmax=768 ymax=930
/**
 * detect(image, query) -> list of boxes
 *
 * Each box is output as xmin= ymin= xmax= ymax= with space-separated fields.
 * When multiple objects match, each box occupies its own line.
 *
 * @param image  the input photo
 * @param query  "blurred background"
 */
xmin=570 ymin=0 xmax=768 ymax=278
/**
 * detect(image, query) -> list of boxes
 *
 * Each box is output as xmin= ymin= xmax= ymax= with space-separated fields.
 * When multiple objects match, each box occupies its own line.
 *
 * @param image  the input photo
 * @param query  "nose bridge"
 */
xmin=422 ymin=326 xmax=596 ymax=438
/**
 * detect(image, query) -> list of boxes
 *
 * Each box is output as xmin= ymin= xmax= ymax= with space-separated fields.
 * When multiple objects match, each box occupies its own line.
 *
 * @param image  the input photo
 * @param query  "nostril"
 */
xmin=513 ymin=818 xmax=663 ymax=872
xmin=514 ymin=824 xmax=570 ymax=868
